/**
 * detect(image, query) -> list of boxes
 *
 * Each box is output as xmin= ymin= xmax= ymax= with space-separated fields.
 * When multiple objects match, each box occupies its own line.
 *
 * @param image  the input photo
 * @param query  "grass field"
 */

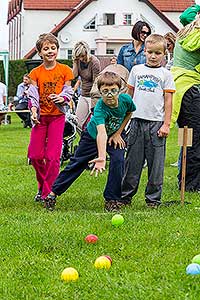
xmin=1 ymin=115 xmax=200 ymax=300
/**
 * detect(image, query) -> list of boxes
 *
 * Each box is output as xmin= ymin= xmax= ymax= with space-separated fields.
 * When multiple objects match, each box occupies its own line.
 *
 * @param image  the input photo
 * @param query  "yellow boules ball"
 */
xmin=61 ymin=267 xmax=79 ymax=282
xmin=94 ymin=256 xmax=111 ymax=270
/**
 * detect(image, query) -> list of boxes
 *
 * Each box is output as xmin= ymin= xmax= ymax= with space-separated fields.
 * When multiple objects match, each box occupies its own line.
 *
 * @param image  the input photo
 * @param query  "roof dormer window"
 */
xmin=84 ymin=16 xmax=97 ymax=30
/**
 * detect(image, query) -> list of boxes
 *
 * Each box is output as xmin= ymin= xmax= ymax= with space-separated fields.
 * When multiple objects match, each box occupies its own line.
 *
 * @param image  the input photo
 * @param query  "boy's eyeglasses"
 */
xmin=140 ymin=30 xmax=150 ymax=36
xmin=100 ymin=88 xmax=119 ymax=97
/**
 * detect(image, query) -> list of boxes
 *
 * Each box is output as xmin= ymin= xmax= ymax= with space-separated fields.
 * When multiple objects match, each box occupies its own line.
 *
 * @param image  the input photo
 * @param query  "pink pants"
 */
xmin=28 ymin=114 xmax=65 ymax=199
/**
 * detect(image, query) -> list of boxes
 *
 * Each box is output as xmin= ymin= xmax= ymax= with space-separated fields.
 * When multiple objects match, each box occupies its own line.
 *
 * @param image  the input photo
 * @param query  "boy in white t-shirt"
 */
xmin=121 ymin=34 xmax=176 ymax=208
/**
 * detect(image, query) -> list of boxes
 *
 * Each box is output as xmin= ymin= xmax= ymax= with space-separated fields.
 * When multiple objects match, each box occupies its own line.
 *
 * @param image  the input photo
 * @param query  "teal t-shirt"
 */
xmin=87 ymin=93 xmax=136 ymax=139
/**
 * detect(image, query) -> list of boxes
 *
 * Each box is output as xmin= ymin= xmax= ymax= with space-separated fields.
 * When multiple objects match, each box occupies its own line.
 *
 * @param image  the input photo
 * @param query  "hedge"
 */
xmin=0 ymin=59 xmax=72 ymax=97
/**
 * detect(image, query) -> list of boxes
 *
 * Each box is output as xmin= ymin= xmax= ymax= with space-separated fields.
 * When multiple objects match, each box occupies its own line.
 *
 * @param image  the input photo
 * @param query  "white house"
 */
xmin=7 ymin=0 xmax=195 ymax=60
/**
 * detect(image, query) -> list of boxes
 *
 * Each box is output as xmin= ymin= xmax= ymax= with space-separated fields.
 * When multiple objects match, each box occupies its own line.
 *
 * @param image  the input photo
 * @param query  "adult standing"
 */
xmin=72 ymin=41 xmax=100 ymax=131
xmin=0 ymin=80 xmax=7 ymax=125
xmin=171 ymin=5 xmax=200 ymax=192
xmin=117 ymin=20 xmax=151 ymax=72
xmin=164 ymin=32 xmax=176 ymax=70
xmin=15 ymin=74 xmax=32 ymax=128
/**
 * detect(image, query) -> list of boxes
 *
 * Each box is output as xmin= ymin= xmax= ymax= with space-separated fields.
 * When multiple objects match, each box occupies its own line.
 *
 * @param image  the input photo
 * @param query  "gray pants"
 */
xmin=122 ymin=118 xmax=166 ymax=205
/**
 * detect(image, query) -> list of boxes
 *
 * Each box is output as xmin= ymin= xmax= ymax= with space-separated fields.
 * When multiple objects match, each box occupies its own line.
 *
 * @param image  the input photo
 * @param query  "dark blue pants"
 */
xmin=52 ymin=130 xmax=125 ymax=201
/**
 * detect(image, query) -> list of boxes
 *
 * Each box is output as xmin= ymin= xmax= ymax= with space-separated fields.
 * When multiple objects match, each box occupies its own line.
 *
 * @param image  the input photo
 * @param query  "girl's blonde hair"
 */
xmin=177 ymin=15 xmax=200 ymax=40
xmin=164 ymin=32 xmax=176 ymax=46
xmin=72 ymin=41 xmax=91 ymax=61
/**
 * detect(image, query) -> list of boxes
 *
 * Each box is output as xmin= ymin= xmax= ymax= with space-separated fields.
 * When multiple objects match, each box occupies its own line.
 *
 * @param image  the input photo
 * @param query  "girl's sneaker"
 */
xmin=44 ymin=194 xmax=57 ymax=211
xmin=34 ymin=190 xmax=43 ymax=202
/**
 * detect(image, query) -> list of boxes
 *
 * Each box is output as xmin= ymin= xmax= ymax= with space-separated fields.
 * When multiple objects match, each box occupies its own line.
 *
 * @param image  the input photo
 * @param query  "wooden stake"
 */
xmin=180 ymin=126 xmax=188 ymax=205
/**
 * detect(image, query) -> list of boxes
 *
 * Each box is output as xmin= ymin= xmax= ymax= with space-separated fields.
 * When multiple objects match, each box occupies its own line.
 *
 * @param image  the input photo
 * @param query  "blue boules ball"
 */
xmin=186 ymin=263 xmax=200 ymax=275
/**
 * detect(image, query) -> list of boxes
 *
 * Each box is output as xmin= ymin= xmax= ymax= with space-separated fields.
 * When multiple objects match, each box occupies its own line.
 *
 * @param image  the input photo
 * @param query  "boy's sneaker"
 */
xmin=146 ymin=202 xmax=161 ymax=209
xmin=34 ymin=190 xmax=43 ymax=203
xmin=104 ymin=200 xmax=119 ymax=212
xmin=44 ymin=194 xmax=57 ymax=211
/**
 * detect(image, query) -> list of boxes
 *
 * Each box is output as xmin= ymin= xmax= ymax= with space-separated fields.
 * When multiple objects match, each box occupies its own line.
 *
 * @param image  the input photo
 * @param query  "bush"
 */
xmin=0 ymin=59 xmax=72 ymax=97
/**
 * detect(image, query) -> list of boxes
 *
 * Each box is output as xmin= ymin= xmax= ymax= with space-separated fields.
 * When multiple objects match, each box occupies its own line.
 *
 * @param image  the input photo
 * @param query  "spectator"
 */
xmin=72 ymin=41 xmax=101 ymax=131
xmin=117 ymin=20 xmax=151 ymax=72
xmin=0 ymin=79 xmax=7 ymax=125
xmin=15 ymin=74 xmax=32 ymax=128
xmin=171 ymin=6 xmax=200 ymax=192
xmin=164 ymin=32 xmax=176 ymax=70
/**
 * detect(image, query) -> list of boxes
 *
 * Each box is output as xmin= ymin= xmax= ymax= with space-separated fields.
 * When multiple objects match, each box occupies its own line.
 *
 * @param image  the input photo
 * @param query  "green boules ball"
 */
xmin=192 ymin=254 xmax=200 ymax=265
xmin=111 ymin=214 xmax=124 ymax=227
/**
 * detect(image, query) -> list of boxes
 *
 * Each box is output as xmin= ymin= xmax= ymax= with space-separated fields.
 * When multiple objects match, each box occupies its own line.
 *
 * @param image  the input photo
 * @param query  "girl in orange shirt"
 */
xmin=28 ymin=33 xmax=74 ymax=202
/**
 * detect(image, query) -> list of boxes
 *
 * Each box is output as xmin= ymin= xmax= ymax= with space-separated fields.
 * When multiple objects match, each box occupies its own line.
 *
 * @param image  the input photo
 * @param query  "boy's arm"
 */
xmin=127 ymin=86 xmax=134 ymax=97
xmin=108 ymin=112 xmax=132 ymax=149
xmin=157 ymin=92 xmax=173 ymax=137
xmin=3 ymin=95 xmax=6 ymax=105
xmin=108 ymin=87 xmax=135 ymax=148
xmin=89 ymin=124 xmax=107 ymax=177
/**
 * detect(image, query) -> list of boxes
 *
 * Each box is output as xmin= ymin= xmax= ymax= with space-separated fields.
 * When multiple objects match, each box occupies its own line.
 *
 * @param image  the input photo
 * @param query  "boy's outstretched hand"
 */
xmin=89 ymin=157 xmax=106 ymax=177
xmin=108 ymin=132 xmax=125 ymax=149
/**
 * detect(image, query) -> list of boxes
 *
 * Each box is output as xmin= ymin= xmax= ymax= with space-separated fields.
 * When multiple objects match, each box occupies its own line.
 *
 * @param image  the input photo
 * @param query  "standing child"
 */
xmin=121 ymin=34 xmax=175 ymax=208
xmin=28 ymin=33 xmax=74 ymax=202
xmin=45 ymin=72 xmax=136 ymax=211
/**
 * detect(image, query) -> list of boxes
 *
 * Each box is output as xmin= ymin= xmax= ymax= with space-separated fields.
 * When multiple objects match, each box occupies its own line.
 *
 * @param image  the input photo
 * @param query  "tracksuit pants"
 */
xmin=28 ymin=115 xmax=65 ymax=199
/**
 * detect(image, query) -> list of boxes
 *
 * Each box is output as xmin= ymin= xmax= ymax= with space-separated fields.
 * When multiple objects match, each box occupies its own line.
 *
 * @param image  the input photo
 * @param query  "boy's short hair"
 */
xmin=97 ymin=72 xmax=122 ymax=90
xmin=36 ymin=33 xmax=59 ymax=52
xmin=145 ymin=34 xmax=167 ymax=52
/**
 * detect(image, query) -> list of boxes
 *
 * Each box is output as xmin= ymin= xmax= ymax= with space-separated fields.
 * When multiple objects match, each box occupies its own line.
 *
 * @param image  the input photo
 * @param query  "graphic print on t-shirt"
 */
xmin=137 ymin=74 xmax=160 ymax=93
xmin=105 ymin=115 xmax=122 ymax=136
xmin=40 ymin=73 xmax=63 ymax=108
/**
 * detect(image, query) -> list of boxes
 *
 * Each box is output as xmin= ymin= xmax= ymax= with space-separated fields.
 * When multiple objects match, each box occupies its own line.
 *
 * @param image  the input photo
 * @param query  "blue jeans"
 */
xmin=52 ymin=130 xmax=125 ymax=201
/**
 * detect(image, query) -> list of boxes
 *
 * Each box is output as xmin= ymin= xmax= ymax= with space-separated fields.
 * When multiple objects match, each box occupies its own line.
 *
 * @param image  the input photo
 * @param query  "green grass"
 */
xmin=1 ymin=115 xmax=200 ymax=300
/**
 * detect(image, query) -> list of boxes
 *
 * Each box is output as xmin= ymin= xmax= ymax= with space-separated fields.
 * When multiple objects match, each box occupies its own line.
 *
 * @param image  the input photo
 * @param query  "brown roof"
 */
xmin=149 ymin=0 xmax=195 ymax=12
xmin=7 ymin=0 xmax=82 ymax=22
xmin=23 ymin=0 xmax=81 ymax=10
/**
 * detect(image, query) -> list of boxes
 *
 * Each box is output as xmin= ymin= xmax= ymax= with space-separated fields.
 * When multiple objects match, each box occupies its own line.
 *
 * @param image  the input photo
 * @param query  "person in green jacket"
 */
xmin=171 ymin=5 xmax=200 ymax=192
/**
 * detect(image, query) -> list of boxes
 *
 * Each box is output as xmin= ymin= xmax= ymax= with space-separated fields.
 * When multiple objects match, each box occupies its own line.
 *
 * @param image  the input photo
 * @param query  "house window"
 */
xmin=67 ymin=49 xmax=72 ymax=60
xmin=123 ymin=14 xmax=132 ymax=25
xmin=104 ymin=14 xmax=115 ymax=25
xmin=106 ymin=49 xmax=115 ymax=55
xmin=90 ymin=49 xmax=95 ymax=55
xmin=84 ymin=16 xmax=96 ymax=30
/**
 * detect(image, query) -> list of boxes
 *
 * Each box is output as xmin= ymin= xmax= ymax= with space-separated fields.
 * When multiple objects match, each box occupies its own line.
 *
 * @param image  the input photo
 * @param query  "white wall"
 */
xmin=164 ymin=12 xmax=182 ymax=30
xmin=21 ymin=10 xmax=69 ymax=57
